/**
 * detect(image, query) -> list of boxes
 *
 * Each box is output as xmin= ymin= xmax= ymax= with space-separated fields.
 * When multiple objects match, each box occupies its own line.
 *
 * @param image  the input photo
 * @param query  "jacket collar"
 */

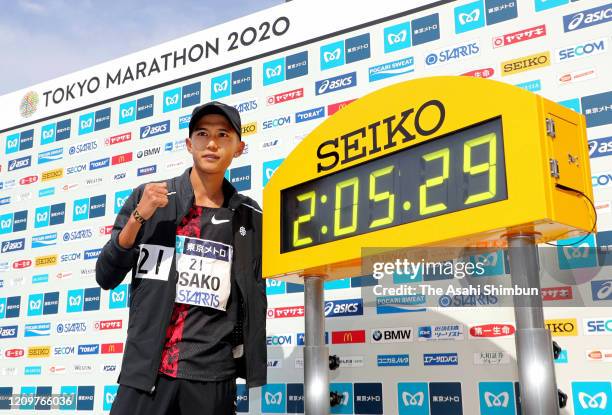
xmin=176 ymin=167 xmax=244 ymax=215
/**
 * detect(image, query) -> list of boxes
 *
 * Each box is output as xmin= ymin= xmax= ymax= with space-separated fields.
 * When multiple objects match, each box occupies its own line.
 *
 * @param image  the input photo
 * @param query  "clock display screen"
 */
xmin=281 ymin=118 xmax=507 ymax=252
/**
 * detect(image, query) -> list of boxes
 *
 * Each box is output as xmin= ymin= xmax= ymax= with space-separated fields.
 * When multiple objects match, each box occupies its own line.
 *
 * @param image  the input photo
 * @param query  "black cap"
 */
xmin=188 ymin=101 xmax=242 ymax=139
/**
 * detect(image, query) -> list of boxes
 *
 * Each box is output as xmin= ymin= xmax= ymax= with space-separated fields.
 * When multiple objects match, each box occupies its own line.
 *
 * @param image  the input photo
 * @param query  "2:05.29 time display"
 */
xmin=281 ymin=118 xmax=508 ymax=252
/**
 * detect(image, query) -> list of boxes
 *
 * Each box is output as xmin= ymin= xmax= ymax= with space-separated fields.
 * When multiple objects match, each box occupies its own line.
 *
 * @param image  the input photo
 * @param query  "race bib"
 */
xmin=174 ymin=235 xmax=233 ymax=311
xmin=135 ymin=244 xmax=174 ymax=281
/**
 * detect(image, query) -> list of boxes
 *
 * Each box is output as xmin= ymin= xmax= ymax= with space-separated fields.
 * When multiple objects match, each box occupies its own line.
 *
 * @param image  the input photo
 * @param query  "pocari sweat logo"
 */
xmin=369 ymin=57 xmax=414 ymax=82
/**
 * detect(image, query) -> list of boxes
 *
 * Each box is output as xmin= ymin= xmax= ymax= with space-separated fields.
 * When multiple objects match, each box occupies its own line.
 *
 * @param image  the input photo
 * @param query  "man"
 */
xmin=96 ymin=101 xmax=267 ymax=414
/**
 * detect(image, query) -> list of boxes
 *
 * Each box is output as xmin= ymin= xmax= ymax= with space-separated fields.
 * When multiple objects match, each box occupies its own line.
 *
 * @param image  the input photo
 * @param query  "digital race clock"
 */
xmin=281 ymin=117 xmax=507 ymax=252
xmin=263 ymin=77 xmax=593 ymax=281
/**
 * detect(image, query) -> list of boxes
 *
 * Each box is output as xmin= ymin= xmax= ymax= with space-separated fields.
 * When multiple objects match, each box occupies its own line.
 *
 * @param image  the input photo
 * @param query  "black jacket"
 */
xmin=95 ymin=167 xmax=267 ymax=393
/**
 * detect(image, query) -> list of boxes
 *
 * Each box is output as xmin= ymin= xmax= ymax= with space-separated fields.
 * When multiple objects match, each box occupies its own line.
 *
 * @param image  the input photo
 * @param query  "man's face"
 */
xmin=186 ymin=113 xmax=244 ymax=175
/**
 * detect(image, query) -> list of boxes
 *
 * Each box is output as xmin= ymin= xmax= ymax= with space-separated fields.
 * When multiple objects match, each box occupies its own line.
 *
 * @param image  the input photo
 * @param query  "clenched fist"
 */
xmin=135 ymin=182 xmax=169 ymax=220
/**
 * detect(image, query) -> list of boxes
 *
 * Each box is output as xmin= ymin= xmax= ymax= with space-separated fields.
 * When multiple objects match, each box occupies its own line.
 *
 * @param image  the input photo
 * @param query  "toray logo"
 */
xmin=119 ymin=95 xmax=154 ymax=124
xmin=140 ymin=120 xmax=170 ymax=139
xmin=563 ymin=4 xmax=612 ymax=33
xmin=315 ymin=72 xmax=357 ymax=95
xmin=78 ymin=107 xmax=111 ymax=135
xmin=40 ymin=119 xmax=71 ymax=145
xmin=263 ymin=51 xmax=308 ymax=86
xmin=320 ymin=33 xmax=370 ymax=70
xmin=571 ymin=381 xmax=611 ymax=414
xmin=4 ymin=129 xmax=33 ymax=154
xmin=163 ymin=82 xmax=201 ymax=112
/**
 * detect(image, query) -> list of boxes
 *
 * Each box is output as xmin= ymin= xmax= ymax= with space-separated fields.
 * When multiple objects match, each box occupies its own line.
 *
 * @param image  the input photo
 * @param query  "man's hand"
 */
xmin=136 ymin=182 xmax=169 ymax=220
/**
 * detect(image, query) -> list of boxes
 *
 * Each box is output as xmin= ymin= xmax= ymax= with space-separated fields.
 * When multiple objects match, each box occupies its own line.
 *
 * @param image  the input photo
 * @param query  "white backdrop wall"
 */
xmin=0 ymin=0 xmax=611 ymax=413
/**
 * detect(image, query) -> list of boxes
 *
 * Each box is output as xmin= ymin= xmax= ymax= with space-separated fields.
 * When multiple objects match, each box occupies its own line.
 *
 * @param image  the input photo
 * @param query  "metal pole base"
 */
xmin=304 ymin=277 xmax=330 ymax=415
xmin=508 ymin=236 xmax=560 ymax=415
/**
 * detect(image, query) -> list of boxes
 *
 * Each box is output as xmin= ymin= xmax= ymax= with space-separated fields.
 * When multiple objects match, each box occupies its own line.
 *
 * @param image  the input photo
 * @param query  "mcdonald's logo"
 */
xmin=101 ymin=342 xmax=124 ymax=354
xmin=332 ymin=330 xmax=366 ymax=344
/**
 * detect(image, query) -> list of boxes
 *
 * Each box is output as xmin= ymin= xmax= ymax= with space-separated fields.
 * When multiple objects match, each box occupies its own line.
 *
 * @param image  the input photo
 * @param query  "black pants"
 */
xmin=110 ymin=374 xmax=236 ymax=415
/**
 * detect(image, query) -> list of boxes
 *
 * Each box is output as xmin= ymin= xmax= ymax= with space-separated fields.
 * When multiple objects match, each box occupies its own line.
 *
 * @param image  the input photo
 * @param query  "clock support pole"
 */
xmin=304 ymin=276 xmax=330 ymax=415
xmin=508 ymin=235 xmax=560 ymax=415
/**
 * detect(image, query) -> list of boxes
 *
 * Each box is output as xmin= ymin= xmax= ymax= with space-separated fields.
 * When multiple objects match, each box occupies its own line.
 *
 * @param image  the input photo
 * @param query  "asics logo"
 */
xmin=596 ymin=281 xmax=612 ymax=300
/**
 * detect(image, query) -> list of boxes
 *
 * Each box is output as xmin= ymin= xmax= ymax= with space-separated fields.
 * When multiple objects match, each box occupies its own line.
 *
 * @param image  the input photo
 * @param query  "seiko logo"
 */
xmin=317 ymin=100 xmax=445 ymax=172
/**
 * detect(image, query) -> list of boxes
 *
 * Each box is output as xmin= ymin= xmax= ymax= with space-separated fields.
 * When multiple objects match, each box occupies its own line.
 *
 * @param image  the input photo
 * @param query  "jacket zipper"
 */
xmin=147 ymin=203 xmax=192 ymax=393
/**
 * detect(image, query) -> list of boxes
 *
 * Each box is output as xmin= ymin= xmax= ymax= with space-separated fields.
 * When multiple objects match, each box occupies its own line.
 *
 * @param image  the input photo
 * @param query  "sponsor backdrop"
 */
xmin=0 ymin=0 xmax=611 ymax=413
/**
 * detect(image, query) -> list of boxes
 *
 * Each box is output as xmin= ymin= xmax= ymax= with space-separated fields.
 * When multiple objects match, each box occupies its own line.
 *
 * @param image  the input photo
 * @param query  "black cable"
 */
xmin=543 ymin=184 xmax=597 ymax=247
